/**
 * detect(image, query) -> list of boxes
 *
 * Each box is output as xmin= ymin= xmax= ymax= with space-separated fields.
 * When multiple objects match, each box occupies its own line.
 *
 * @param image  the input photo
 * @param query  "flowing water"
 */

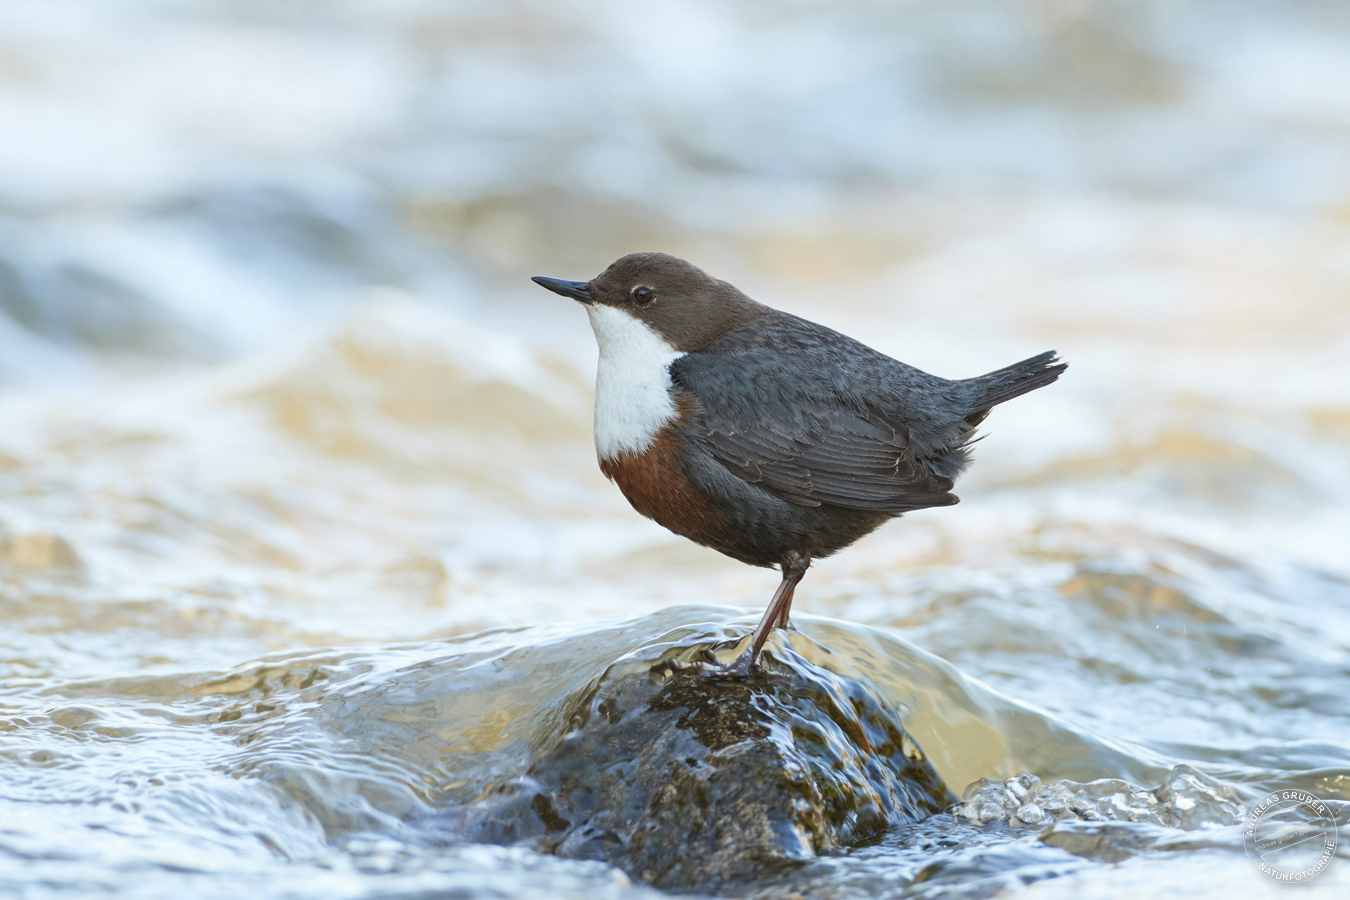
xmin=3 ymin=0 xmax=1350 ymax=897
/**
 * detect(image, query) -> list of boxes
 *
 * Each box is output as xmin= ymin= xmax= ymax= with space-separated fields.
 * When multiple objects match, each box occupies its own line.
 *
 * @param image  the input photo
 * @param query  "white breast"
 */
xmin=585 ymin=304 xmax=685 ymax=460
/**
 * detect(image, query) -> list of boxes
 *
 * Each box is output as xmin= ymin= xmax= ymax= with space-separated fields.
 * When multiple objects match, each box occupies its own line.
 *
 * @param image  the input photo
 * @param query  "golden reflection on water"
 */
xmin=3 ymin=193 xmax=1350 ymax=892
xmin=3 ymin=1 xmax=1350 ymax=896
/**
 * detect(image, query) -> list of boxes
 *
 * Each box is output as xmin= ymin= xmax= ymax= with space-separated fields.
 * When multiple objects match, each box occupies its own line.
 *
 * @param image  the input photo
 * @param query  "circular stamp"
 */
xmin=1244 ymin=790 xmax=1338 ymax=883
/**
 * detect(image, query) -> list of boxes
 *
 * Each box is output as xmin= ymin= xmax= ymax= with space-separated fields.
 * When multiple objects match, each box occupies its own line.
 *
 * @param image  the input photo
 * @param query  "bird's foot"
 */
xmin=650 ymin=645 xmax=755 ymax=679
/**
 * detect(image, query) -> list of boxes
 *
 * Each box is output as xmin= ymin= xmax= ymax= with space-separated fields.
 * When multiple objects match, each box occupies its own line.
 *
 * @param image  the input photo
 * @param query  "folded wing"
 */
xmin=695 ymin=402 xmax=958 ymax=511
xmin=668 ymin=328 xmax=962 ymax=515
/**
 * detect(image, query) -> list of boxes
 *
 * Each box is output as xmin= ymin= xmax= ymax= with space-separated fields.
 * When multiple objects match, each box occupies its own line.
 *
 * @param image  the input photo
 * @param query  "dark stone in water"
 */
xmin=452 ymin=648 xmax=955 ymax=892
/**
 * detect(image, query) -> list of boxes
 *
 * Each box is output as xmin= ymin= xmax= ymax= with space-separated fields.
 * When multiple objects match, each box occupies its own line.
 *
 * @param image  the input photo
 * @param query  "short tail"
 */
xmin=969 ymin=350 xmax=1067 ymax=410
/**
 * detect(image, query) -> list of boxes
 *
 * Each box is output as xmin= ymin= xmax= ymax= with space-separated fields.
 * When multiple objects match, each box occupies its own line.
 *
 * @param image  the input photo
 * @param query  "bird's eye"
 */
xmin=632 ymin=286 xmax=654 ymax=304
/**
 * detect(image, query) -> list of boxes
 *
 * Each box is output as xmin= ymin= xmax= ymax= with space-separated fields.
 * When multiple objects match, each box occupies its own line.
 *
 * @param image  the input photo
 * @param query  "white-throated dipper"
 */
xmin=533 ymin=252 xmax=1066 ymax=671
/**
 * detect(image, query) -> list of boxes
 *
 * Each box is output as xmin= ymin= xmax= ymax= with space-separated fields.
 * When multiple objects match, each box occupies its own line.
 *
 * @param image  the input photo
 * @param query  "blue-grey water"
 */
xmin=2 ymin=1 xmax=1350 ymax=897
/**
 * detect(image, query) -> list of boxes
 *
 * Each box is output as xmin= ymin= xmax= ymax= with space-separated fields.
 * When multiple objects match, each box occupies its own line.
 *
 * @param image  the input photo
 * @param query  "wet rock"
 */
xmin=450 ymin=649 xmax=955 ymax=892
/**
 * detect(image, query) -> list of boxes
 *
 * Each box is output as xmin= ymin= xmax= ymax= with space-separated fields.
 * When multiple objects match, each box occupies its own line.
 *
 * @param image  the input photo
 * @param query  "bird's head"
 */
xmin=532 ymin=252 xmax=764 ymax=353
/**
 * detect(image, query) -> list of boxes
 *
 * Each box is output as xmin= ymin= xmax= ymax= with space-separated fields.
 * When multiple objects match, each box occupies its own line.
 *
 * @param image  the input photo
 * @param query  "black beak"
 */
xmin=531 ymin=276 xmax=592 ymax=304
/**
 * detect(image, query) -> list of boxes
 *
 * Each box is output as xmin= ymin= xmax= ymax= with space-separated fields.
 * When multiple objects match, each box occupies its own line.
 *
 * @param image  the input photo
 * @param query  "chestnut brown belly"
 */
xmin=599 ymin=427 xmax=735 ymax=555
xmin=599 ymin=425 xmax=893 ymax=568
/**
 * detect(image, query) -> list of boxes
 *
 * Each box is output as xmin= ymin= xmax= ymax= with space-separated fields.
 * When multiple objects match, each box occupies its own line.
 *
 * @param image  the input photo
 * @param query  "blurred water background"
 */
xmin=3 ymin=0 xmax=1350 ymax=897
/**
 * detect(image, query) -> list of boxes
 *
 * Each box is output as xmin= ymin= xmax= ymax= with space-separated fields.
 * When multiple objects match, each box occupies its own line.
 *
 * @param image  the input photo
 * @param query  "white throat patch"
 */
xmin=584 ymin=304 xmax=685 ymax=460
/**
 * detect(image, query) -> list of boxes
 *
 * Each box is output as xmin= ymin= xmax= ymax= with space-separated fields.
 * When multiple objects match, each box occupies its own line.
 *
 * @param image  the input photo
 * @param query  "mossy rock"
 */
xmin=455 ymin=648 xmax=954 ymax=892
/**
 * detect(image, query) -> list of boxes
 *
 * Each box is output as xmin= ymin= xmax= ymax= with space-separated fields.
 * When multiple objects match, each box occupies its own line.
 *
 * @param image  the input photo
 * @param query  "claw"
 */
xmin=652 ymin=552 xmax=812 ymax=679
xmin=650 ymin=644 xmax=761 ymax=679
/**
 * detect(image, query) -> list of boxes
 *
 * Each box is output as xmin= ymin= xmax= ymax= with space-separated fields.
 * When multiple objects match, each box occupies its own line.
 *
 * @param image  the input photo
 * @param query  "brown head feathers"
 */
xmin=582 ymin=252 xmax=768 ymax=353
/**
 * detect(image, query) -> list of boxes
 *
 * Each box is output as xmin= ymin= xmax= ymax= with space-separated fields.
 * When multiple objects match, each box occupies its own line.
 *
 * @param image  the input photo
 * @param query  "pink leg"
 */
xmin=739 ymin=552 xmax=811 ymax=668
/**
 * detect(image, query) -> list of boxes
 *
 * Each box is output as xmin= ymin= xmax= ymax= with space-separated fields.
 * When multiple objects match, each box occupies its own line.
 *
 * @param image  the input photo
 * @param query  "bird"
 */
xmin=532 ymin=252 xmax=1065 ymax=671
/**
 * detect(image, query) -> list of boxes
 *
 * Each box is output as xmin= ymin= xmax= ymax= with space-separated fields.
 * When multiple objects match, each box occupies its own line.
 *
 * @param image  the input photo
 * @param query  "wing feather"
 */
xmin=690 ymin=399 xmax=957 ymax=513
xmin=669 ymin=321 xmax=962 ymax=514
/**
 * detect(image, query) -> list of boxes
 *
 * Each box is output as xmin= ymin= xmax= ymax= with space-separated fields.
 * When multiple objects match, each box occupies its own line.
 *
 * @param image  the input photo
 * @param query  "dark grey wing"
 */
xmin=698 ymin=405 xmax=958 ymax=512
xmin=672 ymin=342 xmax=960 ymax=513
